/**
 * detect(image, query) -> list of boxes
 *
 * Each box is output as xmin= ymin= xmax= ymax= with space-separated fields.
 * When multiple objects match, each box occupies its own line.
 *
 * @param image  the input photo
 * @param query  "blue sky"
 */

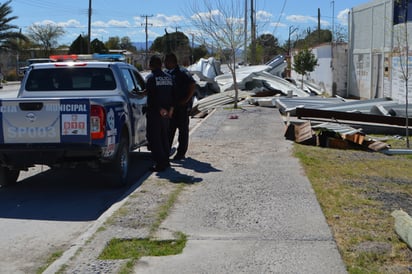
xmin=10 ymin=0 xmax=370 ymax=45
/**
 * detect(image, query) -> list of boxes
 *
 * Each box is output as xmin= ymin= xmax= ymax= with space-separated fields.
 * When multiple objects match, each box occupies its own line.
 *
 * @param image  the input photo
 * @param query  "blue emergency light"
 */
xmin=92 ymin=54 xmax=126 ymax=61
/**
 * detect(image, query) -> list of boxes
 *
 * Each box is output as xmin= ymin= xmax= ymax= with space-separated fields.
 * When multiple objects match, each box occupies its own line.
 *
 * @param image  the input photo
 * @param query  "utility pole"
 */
xmin=318 ymin=8 xmax=321 ymax=44
xmin=191 ymin=33 xmax=194 ymax=64
xmin=88 ymin=0 xmax=92 ymax=54
xmin=141 ymin=15 xmax=153 ymax=69
xmin=405 ymin=0 xmax=410 ymax=147
xmin=288 ymin=26 xmax=298 ymax=77
xmin=244 ymin=0 xmax=248 ymax=64
xmin=331 ymin=0 xmax=335 ymax=42
xmin=250 ymin=0 xmax=256 ymax=65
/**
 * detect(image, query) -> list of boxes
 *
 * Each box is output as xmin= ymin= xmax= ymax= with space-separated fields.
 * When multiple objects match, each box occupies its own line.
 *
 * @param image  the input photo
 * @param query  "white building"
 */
xmin=291 ymin=43 xmax=348 ymax=97
xmin=348 ymin=0 xmax=412 ymax=103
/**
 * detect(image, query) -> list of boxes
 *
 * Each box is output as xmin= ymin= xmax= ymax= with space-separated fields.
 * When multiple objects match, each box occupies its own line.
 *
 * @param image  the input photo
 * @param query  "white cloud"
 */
xmin=134 ymin=14 xmax=185 ymax=28
xmin=107 ymin=20 xmax=131 ymax=28
xmin=286 ymin=15 xmax=317 ymax=23
xmin=270 ymin=22 xmax=287 ymax=28
xmin=91 ymin=28 xmax=109 ymax=38
xmin=32 ymin=19 xmax=57 ymax=26
xmin=190 ymin=9 xmax=222 ymax=21
xmin=33 ymin=19 xmax=84 ymax=28
xmin=59 ymin=19 xmax=83 ymax=28
xmin=256 ymin=10 xmax=272 ymax=21
xmin=286 ymin=14 xmax=329 ymax=27
xmin=92 ymin=21 xmax=107 ymax=28
xmin=337 ymin=9 xmax=350 ymax=26
xmin=92 ymin=20 xmax=131 ymax=28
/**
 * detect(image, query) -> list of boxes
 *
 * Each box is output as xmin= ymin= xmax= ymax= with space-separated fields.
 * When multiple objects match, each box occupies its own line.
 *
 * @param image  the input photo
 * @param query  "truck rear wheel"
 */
xmin=0 ymin=167 xmax=20 ymax=187
xmin=109 ymin=137 xmax=130 ymax=187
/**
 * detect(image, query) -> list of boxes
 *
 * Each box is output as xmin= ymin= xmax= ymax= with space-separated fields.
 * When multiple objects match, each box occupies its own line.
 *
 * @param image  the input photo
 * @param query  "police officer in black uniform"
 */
xmin=164 ymin=53 xmax=196 ymax=160
xmin=146 ymin=55 xmax=175 ymax=171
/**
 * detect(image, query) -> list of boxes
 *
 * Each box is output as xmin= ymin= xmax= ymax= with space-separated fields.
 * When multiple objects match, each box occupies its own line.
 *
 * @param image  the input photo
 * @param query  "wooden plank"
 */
xmin=294 ymin=121 xmax=313 ymax=143
xmin=342 ymin=133 xmax=365 ymax=145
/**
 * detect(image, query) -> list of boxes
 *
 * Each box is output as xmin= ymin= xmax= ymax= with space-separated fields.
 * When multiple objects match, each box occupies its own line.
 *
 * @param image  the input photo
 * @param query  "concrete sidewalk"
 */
xmin=134 ymin=106 xmax=347 ymax=273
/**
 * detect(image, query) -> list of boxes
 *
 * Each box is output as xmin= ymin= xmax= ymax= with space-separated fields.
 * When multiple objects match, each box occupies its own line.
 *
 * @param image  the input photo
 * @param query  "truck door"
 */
xmin=120 ymin=68 xmax=147 ymax=147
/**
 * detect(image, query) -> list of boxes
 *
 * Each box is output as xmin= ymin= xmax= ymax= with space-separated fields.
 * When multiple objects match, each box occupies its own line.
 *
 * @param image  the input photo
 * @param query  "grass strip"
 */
xmin=293 ymin=143 xmax=412 ymax=274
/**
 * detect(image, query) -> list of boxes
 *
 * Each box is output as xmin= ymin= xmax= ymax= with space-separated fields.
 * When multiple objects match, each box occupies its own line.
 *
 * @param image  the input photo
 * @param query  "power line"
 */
xmin=272 ymin=0 xmax=287 ymax=37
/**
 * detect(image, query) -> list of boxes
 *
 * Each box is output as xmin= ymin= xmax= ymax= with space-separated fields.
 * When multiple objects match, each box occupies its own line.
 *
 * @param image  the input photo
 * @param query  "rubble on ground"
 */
xmin=188 ymin=56 xmax=412 ymax=154
xmin=284 ymin=120 xmax=392 ymax=152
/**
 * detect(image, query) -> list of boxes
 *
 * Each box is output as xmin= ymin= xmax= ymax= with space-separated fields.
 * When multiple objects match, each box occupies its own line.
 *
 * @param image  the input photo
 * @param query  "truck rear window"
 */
xmin=25 ymin=68 xmax=117 ymax=91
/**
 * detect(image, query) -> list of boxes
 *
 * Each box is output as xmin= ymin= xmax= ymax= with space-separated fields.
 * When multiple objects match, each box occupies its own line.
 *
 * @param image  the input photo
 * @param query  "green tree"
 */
xmin=294 ymin=28 xmax=332 ymax=49
xmin=0 ymin=0 xmax=28 ymax=52
xmin=293 ymin=48 xmax=318 ymax=89
xmin=27 ymin=23 xmax=65 ymax=55
xmin=150 ymin=36 xmax=163 ymax=52
xmin=192 ymin=44 xmax=208 ymax=62
xmin=150 ymin=31 xmax=191 ymax=65
xmin=249 ymin=34 xmax=281 ymax=64
xmin=68 ymin=35 xmax=88 ymax=54
xmin=105 ymin=36 xmax=120 ymax=50
xmin=90 ymin=38 xmax=107 ymax=53
xmin=119 ymin=36 xmax=137 ymax=52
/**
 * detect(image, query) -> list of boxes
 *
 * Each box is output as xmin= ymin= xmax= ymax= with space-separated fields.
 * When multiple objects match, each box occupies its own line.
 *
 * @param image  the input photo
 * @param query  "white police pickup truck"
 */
xmin=0 ymin=55 xmax=147 ymax=187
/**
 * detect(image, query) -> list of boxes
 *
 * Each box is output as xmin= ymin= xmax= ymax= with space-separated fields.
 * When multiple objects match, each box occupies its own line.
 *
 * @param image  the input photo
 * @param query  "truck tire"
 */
xmin=0 ymin=167 xmax=20 ymax=187
xmin=109 ymin=136 xmax=130 ymax=187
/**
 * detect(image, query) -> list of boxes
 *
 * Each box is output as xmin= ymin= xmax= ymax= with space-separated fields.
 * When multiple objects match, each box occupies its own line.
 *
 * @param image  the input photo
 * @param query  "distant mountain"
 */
xmin=133 ymin=41 xmax=153 ymax=50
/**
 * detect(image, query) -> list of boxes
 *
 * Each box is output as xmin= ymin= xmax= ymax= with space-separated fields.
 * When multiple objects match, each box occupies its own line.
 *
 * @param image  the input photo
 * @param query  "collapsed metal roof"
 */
xmin=187 ymin=56 xmax=411 ymax=138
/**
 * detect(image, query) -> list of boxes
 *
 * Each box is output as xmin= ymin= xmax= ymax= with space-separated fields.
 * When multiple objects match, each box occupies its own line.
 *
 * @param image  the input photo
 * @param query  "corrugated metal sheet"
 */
xmin=192 ymin=90 xmax=252 ymax=113
xmin=314 ymin=97 xmax=397 ymax=112
xmin=275 ymin=96 xmax=347 ymax=115
xmin=312 ymin=122 xmax=362 ymax=135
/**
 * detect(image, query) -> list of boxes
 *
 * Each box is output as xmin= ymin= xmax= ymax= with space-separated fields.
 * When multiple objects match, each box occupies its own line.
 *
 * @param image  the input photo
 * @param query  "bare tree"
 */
xmin=393 ymin=0 xmax=410 ymax=148
xmin=27 ymin=24 xmax=65 ymax=56
xmin=186 ymin=0 xmax=246 ymax=108
xmin=333 ymin=24 xmax=348 ymax=43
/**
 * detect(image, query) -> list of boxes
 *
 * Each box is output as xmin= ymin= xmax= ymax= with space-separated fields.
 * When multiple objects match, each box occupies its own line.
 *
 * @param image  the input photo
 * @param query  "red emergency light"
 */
xmin=49 ymin=54 xmax=78 ymax=62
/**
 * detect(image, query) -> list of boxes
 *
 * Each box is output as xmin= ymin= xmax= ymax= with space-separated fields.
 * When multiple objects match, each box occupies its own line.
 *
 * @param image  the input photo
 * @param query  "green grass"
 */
xmin=98 ymin=182 xmax=188 ymax=273
xmin=293 ymin=143 xmax=412 ymax=274
xmin=149 ymin=184 xmax=185 ymax=235
xmin=36 ymin=250 xmax=64 ymax=274
xmin=99 ymin=232 xmax=187 ymax=260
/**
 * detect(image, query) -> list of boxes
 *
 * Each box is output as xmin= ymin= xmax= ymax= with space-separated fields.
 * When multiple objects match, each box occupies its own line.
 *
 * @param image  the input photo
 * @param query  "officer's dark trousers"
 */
xmin=169 ymin=107 xmax=189 ymax=157
xmin=147 ymin=111 xmax=170 ymax=168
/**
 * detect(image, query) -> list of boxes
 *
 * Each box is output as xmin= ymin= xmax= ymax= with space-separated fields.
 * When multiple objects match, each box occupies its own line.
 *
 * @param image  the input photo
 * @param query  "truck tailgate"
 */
xmin=0 ymin=98 xmax=91 ymax=144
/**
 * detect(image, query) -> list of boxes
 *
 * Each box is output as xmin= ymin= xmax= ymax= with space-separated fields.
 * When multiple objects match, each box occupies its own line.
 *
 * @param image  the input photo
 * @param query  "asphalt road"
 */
xmin=0 ymin=82 xmax=198 ymax=273
xmin=0 ymin=81 xmax=21 ymax=96
xmin=0 ymin=84 xmax=156 ymax=273
xmin=0 ymin=151 xmax=154 ymax=273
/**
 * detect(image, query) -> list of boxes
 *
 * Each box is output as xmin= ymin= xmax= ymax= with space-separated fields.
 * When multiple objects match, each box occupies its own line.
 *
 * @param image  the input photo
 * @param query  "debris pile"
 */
xmin=284 ymin=121 xmax=391 ymax=152
xmin=187 ymin=56 xmax=411 ymax=155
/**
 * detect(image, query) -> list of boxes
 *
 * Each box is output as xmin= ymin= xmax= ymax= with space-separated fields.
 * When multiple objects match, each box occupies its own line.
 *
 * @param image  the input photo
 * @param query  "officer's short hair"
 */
xmin=164 ymin=53 xmax=178 ymax=65
xmin=149 ymin=55 xmax=162 ymax=69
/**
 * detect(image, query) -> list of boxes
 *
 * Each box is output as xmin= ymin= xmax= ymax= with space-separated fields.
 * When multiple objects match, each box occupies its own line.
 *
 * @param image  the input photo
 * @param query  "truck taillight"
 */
xmin=91 ymin=105 xmax=105 ymax=139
